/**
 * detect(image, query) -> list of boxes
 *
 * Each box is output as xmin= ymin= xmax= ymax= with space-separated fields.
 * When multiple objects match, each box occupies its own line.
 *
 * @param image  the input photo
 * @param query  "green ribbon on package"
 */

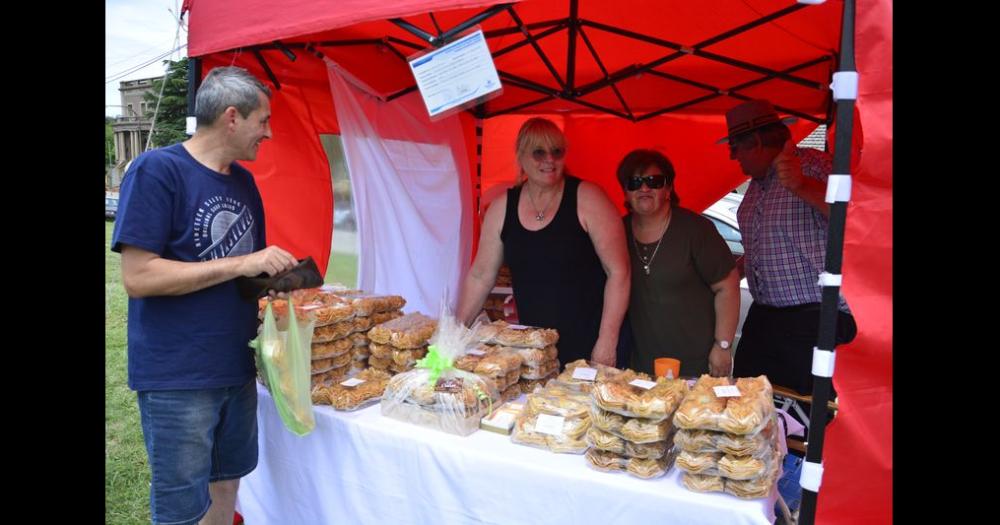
xmin=415 ymin=344 xmax=453 ymax=384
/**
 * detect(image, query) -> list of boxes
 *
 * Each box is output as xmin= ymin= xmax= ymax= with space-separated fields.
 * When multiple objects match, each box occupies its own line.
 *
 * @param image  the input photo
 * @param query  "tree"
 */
xmin=144 ymin=57 xmax=189 ymax=148
xmin=105 ymin=116 xmax=116 ymax=167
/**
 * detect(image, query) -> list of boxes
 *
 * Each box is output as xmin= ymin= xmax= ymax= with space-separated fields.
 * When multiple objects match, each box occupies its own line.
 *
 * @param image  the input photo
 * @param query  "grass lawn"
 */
xmin=105 ymin=221 xmax=151 ymax=525
xmin=105 ymin=223 xmax=358 ymax=523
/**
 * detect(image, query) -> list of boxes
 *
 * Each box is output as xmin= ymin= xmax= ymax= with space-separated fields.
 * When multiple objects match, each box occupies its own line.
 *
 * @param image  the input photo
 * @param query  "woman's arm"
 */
xmin=708 ymin=267 xmax=740 ymax=376
xmin=456 ymin=194 xmax=508 ymax=326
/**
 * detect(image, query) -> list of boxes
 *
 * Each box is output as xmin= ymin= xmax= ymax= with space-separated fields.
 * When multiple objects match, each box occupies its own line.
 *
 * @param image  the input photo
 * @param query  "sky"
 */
xmin=105 ymin=0 xmax=188 ymax=118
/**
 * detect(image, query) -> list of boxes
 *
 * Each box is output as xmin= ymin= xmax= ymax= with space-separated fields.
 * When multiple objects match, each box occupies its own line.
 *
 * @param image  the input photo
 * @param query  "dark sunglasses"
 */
xmin=626 ymin=174 xmax=667 ymax=191
xmin=530 ymin=147 xmax=566 ymax=161
xmin=728 ymin=133 xmax=757 ymax=154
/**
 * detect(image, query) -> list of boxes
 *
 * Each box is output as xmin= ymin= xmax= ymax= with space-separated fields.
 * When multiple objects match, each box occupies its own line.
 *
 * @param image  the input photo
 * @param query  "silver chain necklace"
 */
xmin=526 ymin=183 xmax=559 ymax=222
xmin=632 ymin=210 xmax=672 ymax=275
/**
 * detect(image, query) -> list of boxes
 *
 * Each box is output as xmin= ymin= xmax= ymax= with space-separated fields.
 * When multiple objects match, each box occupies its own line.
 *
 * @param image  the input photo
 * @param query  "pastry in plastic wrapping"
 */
xmin=590 ymin=405 xmax=626 ymax=434
xmin=352 ymin=316 xmax=373 ymax=333
xmin=325 ymin=368 xmax=392 ymax=410
xmin=526 ymin=392 xmax=591 ymax=420
xmin=310 ymin=364 xmax=349 ymax=388
xmin=585 ymin=447 xmax=627 ymax=472
xmin=349 ymin=332 xmax=369 ymax=347
xmin=474 ymin=352 xmax=524 ymax=377
xmin=519 ymin=372 xmax=556 ymax=393
xmin=546 ymin=433 xmax=589 ymax=454
xmin=258 ymin=289 xmax=355 ymax=326
xmin=725 ymin=461 xmax=781 ymax=499
xmin=717 ymin=446 xmax=774 ymax=480
xmin=673 ymin=375 xmax=730 ymax=430
xmin=474 ymin=320 xmax=559 ymax=348
xmin=368 ymin=312 xmax=437 ymax=349
xmin=501 ymin=384 xmax=522 ymax=403
xmin=370 ymin=309 xmax=404 ymax=326
xmin=511 ymin=389 xmax=592 ymax=454
xmin=674 ymin=428 xmax=721 ymax=454
xmin=336 ymin=292 xmax=406 ymax=317
xmin=682 ymin=473 xmax=726 ymax=493
xmin=505 ymin=368 xmax=521 ymax=389
xmin=621 ymin=417 xmax=673 ymax=444
xmin=718 ymin=376 xmax=774 ymax=435
xmin=717 ymin=417 xmax=777 ymax=456
xmin=311 ymin=337 xmax=354 ymax=360
xmin=368 ymin=342 xmax=395 ymax=360
xmin=369 ymin=355 xmax=391 ymax=370
xmin=676 ymin=450 xmax=722 ymax=475
xmin=512 ymin=345 xmax=559 ymax=366
xmin=381 ymin=371 xmax=497 ymax=436
xmin=389 ymin=360 xmax=417 ymax=374
xmin=586 ymin=427 xmax=626 ymax=454
xmin=311 ymin=356 xmax=337 ymax=374
xmin=351 ymin=345 xmax=370 ymax=361
xmin=592 ymin=375 xmax=686 ymax=420
xmin=520 ymin=358 xmax=559 ymax=380
xmin=556 ymin=359 xmax=631 ymax=393
xmin=626 ymin=455 xmax=671 ymax=479
xmin=311 ymin=384 xmax=330 ymax=405
xmin=454 ymin=353 xmax=483 ymax=372
xmin=624 ymin=438 xmax=669 ymax=460
xmin=391 ymin=346 xmax=428 ymax=368
xmin=313 ymin=320 xmax=355 ymax=343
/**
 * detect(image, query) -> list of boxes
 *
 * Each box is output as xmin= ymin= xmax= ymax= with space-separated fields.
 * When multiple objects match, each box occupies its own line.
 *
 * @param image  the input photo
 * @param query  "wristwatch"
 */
xmin=716 ymin=340 xmax=731 ymax=350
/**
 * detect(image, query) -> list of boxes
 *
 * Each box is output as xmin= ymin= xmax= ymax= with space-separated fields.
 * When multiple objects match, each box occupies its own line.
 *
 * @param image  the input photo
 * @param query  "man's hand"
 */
xmin=773 ymin=140 xmax=803 ymax=192
xmin=238 ymin=245 xmax=298 ymax=277
xmin=708 ymin=344 xmax=732 ymax=377
xmin=590 ymin=337 xmax=617 ymax=367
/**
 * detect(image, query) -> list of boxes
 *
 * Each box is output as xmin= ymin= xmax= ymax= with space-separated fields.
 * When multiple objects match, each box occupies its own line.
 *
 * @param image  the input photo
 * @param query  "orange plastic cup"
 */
xmin=654 ymin=358 xmax=681 ymax=379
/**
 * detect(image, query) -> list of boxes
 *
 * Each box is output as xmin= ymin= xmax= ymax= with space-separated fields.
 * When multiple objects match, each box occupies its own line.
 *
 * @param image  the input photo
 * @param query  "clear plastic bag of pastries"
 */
xmin=625 ymin=454 xmax=672 ymax=479
xmin=311 ymin=337 xmax=354 ymax=360
xmin=585 ymin=448 xmax=627 ymax=473
xmin=510 ymin=345 xmax=558 ymax=367
xmin=673 ymin=375 xmax=774 ymax=435
xmin=555 ymin=359 xmax=630 ymax=393
xmin=331 ymin=292 xmax=406 ymax=317
xmin=676 ymin=450 xmax=723 ymax=476
xmin=624 ymin=438 xmax=669 ymax=460
xmin=310 ymin=364 xmax=350 ymax=389
xmin=592 ymin=374 xmax=689 ymax=421
xmin=681 ymin=473 xmax=726 ymax=493
xmin=322 ymin=368 xmax=393 ymax=411
xmin=379 ymin=310 xmax=497 ymax=436
xmin=368 ymin=312 xmax=438 ymax=349
xmin=473 ymin=319 xmax=559 ymax=348
xmin=518 ymin=372 xmax=557 ymax=394
xmin=310 ymin=351 xmax=352 ymax=374
xmin=589 ymin=405 xmax=626 ymax=434
xmin=585 ymin=427 xmax=626 ymax=455
xmin=520 ymin=358 xmax=559 ymax=380
xmin=620 ymin=416 xmax=674 ymax=444
xmin=674 ymin=428 xmax=721 ymax=454
xmin=258 ymin=288 xmax=355 ymax=327
xmin=511 ymin=387 xmax=592 ymax=454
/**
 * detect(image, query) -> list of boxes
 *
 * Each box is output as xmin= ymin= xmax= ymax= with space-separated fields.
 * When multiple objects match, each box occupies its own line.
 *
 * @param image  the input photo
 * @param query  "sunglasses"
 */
xmin=626 ymin=174 xmax=668 ymax=191
xmin=727 ymin=133 xmax=757 ymax=154
xmin=530 ymin=147 xmax=566 ymax=161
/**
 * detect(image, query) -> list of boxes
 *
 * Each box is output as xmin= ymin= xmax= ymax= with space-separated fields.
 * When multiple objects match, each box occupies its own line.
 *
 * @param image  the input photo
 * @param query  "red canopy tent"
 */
xmin=182 ymin=1 xmax=891 ymax=522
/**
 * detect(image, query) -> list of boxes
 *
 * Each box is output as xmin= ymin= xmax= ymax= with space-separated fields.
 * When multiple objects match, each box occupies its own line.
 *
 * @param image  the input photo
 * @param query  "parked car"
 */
xmin=701 ymin=193 xmax=751 ymax=350
xmin=106 ymin=192 xmax=119 ymax=220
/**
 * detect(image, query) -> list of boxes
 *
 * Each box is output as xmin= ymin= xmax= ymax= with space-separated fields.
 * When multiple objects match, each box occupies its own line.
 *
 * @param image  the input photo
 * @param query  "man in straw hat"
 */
xmin=720 ymin=99 xmax=856 ymax=396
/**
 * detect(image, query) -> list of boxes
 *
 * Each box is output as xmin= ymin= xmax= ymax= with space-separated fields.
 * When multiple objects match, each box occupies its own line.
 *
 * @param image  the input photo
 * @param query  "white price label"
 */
xmin=484 ymin=411 xmax=516 ymax=428
xmin=507 ymin=324 xmax=530 ymax=330
xmin=571 ymin=367 xmax=598 ymax=381
xmin=340 ymin=378 xmax=365 ymax=387
xmin=713 ymin=385 xmax=742 ymax=398
xmin=534 ymin=414 xmax=566 ymax=436
xmin=630 ymin=379 xmax=657 ymax=390
xmin=467 ymin=349 xmax=487 ymax=356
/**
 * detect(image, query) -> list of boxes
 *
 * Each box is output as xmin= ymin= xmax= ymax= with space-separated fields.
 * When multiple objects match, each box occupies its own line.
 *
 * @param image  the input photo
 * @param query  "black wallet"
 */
xmin=236 ymin=256 xmax=325 ymax=301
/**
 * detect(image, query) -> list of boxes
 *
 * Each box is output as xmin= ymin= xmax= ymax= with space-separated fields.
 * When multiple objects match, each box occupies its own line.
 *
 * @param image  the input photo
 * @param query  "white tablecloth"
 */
xmin=237 ymin=383 xmax=776 ymax=524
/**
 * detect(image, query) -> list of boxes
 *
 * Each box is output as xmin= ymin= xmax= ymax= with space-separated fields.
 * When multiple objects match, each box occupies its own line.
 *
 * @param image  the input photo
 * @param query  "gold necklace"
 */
xmin=526 ymin=182 xmax=559 ymax=222
xmin=632 ymin=209 xmax=672 ymax=275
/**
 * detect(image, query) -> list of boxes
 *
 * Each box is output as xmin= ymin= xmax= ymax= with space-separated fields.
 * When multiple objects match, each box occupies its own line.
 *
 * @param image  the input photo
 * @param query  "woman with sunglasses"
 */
xmin=457 ymin=118 xmax=629 ymax=368
xmin=617 ymin=149 xmax=739 ymax=378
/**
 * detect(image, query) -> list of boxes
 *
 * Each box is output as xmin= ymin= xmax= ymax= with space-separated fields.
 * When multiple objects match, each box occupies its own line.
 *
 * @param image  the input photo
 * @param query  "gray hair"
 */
xmin=194 ymin=66 xmax=271 ymax=127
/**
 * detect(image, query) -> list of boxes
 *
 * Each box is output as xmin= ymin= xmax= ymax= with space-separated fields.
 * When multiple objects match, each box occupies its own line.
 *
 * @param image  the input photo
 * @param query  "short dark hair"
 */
xmin=195 ymin=66 xmax=271 ymax=128
xmin=616 ymin=149 xmax=680 ymax=207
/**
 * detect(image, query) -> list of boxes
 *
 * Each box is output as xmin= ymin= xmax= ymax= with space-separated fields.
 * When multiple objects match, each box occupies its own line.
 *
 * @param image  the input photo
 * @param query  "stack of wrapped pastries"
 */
xmin=473 ymin=320 xmax=560 ymax=395
xmin=672 ymin=375 xmax=784 ymax=499
xmin=380 ymin=369 xmax=498 ymax=436
xmin=511 ymin=382 xmax=592 ymax=454
xmin=257 ymin=286 xmax=405 ymax=392
xmin=366 ymin=312 xmax=437 ymax=376
xmin=585 ymin=372 xmax=688 ymax=479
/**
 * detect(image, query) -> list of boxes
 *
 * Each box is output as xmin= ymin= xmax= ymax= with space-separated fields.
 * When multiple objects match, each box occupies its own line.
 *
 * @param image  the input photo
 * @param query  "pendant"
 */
xmin=535 ymin=212 xmax=544 ymax=221
xmin=643 ymin=264 xmax=650 ymax=275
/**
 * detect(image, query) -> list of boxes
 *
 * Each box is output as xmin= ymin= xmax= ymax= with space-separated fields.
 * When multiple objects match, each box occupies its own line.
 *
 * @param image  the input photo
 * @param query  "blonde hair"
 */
xmin=515 ymin=118 xmax=567 ymax=159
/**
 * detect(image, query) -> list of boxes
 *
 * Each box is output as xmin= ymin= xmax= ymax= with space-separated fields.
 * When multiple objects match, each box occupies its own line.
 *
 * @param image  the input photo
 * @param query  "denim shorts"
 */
xmin=137 ymin=380 xmax=258 ymax=525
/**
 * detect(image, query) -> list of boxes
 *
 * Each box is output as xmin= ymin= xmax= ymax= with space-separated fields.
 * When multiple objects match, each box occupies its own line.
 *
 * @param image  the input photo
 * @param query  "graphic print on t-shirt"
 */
xmin=194 ymin=195 xmax=256 ymax=260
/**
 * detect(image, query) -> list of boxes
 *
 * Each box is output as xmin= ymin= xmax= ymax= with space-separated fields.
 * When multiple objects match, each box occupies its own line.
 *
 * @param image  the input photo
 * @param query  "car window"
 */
xmin=704 ymin=215 xmax=743 ymax=256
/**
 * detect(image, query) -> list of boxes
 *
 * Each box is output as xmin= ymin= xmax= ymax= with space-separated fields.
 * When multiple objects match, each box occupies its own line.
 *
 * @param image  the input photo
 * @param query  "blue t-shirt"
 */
xmin=112 ymin=143 xmax=266 ymax=391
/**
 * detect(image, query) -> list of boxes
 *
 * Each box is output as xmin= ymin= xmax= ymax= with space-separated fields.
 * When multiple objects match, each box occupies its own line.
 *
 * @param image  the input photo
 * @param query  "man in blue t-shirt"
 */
xmin=112 ymin=66 xmax=297 ymax=525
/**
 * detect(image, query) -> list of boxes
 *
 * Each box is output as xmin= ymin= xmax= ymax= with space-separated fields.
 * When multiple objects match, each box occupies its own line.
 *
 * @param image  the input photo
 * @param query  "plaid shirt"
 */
xmin=737 ymin=147 xmax=849 ymax=311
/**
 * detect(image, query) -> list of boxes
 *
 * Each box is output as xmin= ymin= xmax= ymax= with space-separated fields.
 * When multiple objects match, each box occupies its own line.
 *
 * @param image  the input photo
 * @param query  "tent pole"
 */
xmin=252 ymin=48 xmax=281 ymax=91
xmin=798 ymin=0 xmax=857 ymax=523
xmin=186 ymin=58 xmax=201 ymax=136
xmin=565 ymin=0 xmax=579 ymax=95
xmin=577 ymin=25 xmax=633 ymax=120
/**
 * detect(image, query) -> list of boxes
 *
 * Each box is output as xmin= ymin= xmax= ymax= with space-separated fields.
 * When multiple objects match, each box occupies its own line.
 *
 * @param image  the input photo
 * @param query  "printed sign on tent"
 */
xmin=408 ymin=29 xmax=503 ymax=120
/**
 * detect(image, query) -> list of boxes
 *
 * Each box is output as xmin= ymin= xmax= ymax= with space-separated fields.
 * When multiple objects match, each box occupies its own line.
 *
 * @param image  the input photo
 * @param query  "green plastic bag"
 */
xmin=249 ymin=298 xmax=315 ymax=436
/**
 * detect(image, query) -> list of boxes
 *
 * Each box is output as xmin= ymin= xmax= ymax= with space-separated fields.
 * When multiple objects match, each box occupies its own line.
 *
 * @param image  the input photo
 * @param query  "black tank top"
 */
xmin=501 ymin=176 xmax=606 ymax=365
